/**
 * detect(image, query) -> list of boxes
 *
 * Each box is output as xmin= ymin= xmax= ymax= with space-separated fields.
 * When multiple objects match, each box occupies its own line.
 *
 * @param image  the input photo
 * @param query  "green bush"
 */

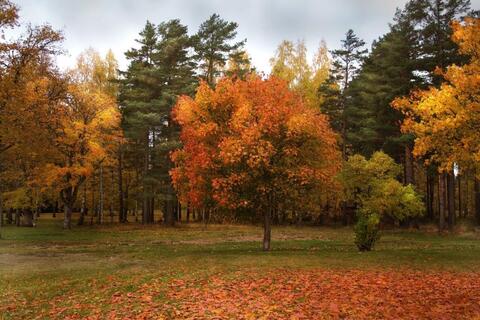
xmin=340 ymin=151 xmax=425 ymax=251
xmin=354 ymin=212 xmax=380 ymax=252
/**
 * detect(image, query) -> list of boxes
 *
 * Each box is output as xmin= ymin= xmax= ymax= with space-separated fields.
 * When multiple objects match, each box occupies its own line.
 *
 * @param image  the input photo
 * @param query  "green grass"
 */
xmin=1 ymin=215 xmax=480 ymax=319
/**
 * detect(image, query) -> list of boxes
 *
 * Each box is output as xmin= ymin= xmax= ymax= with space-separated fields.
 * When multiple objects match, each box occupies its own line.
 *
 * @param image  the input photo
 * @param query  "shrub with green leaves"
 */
xmin=339 ymin=151 xmax=424 ymax=251
xmin=354 ymin=211 xmax=380 ymax=251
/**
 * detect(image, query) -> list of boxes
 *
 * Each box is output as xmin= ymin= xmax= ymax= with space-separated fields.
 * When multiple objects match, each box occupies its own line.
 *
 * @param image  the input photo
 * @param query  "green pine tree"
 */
xmin=119 ymin=20 xmax=196 ymax=225
xmin=345 ymin=0 xmax=473 ymax=177
xmin=320 ymin=29 xmax=367 ymax=160
xmin=193 ymin=13 xmax=246 ymax=86
xmin=405 ymin=0 xmax=472 ymax=85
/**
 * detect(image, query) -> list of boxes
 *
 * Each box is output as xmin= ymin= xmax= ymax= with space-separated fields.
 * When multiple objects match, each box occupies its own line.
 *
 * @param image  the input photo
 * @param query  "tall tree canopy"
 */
xmin=319 ymin=29 xmax=367 ymax=159
xmin=193 ymin=13 xmax=246 ymax=86
xmin=119 ymin=19 xmax=197 ymax=224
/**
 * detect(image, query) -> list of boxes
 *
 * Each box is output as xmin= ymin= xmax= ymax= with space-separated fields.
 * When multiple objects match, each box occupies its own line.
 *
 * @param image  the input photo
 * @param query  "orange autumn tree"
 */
xmin=171 ymin=75 xmax=340 ymax=250
xmin=392 ymin=17 xmax=480 ymax=223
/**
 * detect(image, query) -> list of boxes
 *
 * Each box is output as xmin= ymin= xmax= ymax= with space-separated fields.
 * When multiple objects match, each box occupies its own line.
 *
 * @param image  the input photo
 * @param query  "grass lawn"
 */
xmin=1 ymin=215 xmax=480 ymax=319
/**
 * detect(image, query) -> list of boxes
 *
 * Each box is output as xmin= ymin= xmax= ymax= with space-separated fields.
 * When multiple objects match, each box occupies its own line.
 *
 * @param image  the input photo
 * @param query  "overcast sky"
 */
xmin=13 ymin=0 xmax=480 ymax=73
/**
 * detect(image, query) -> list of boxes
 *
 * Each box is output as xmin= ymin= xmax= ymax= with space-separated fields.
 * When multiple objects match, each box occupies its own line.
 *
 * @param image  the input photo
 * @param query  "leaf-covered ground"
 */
xmin=3 ymin=269 xmax=480 ymax=319
xmin=2 ymin=216 xmax=480 ymax=319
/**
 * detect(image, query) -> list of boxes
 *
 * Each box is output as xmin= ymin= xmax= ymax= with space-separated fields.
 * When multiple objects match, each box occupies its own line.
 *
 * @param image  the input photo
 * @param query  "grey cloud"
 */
xmin=14 ymin=0 xmax=480 ymax=73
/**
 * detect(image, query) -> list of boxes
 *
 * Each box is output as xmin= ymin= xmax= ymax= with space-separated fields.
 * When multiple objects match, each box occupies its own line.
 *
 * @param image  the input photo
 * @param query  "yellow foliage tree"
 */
xmin=270 ymin=39 xmax=330 ymax=108
xmin=393 ymin=18 xmax=480 ymax=173
xmin=36 ymin=51 xmax=121 ymax=229
xmin=392 ymin=17 xmax=480 ymax=225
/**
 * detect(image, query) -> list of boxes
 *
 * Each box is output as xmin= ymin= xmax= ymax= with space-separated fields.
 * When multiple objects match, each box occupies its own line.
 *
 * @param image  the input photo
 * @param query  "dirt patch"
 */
xmin=0 ymin=252 xmax=123 ymax=276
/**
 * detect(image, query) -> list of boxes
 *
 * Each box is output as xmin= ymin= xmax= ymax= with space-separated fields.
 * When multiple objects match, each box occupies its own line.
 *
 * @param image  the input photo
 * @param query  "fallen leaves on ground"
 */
xmin=2 ymin=269 xmax=480 ymax=319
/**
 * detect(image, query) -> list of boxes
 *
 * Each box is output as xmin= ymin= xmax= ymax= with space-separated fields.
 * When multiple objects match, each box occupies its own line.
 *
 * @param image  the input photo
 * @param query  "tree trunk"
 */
xmin=0 ymin=192 xmax=3 ymax=239
xmin=151 ymin=197 xmax=155 ymax=223
xmin=60 ymin=176 xmax=85 ymax=230
xmin=90 ymin=178 xmax=96 ymax=218
xmin=439 ymin=174 xmax=446 ymax=231
xmin=447 ymin=171 xmax=455 ymax=232
xmin=186 ymin=203 xmax=190 ymax=223
xmin=78 ymin=184 xmax=87 ymax=226
xmin=164 ymin=199 xmax=175 ymax=226
xmin=341 ymin=119 xmax=347 ymax=161
xmin=458 ymin=175 xmax=462 ymax=219
xmin=465 ymin=173 xmax=470 ymax=218
xmin=98 ymin=164 xmax=104 ymax=224
xmin=142 ymin=195 xmax=149 ymax=224
xmin=263 ymin=206 xmax=272 ymax=251
xmin=426 ymin=170 xmax=434 ymax=220
xmin=15 ymin=209 xmax=20 ymax=227
xmin=475 ymin=177 xmax=480 ymax=225
xmin=125 ymin=173 xmax=130 ymax=222
xmin=7 ymin=208 xmax=12 ymax=224
xmin=110 ymin=168 xmax=114 ymax=223
xmin=134 ymin=199 xmax=138 ymax=222
xmin=341 ymin=201 xmax=348 ymax=226
xmin=64 ymin=205 xmax=72 ymax=229
xmin=118 ymin=148 xmax=125 ymax=223
xmin=178 ymin=201 xmax=182 ymax=222
xmin=143 ymin=132 xmax=150 ymax=224
xmin=53 ymin=201 xmax=58 ymax=218
xmin=32 ymin=207 xmax=37 ymax=227
xmin=23 ymin=209 xmax=33 ymax=227
xmin=404 ymin=145 xmax=414 ymax=185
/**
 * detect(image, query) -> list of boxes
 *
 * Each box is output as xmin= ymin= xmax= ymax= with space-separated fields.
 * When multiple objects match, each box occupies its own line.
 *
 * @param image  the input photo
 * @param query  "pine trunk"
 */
xmin=0 ymin=192 xmax=3 ymax=239
xmin=7 ymin=208 xmax=12 ymax=224
xmin=15 ymin=209 xmax=20 ymax=226
xmin=142 ymin=141 xmax=150 ymax=224
xmin=426 ymin=170 xmax=434 ymax=220
xmin=178 ymin=201 xmax=182 ymax=222
xmin=142 ymin=196 xmax=148 ymax=224
xmin=438 ymin=174 xmax=446 ymax=231
xmin=125 ymin=174 xmax=130 ymax=221
xmin=458 ymin=175 xmax=462 ymax=218
xmin=404 ymin=145 xmax=414 ymax=185
xmin=447 ymin=171 xmax=455 ymax=232
xmin=465 ymin=174 xmax=469 ymax=218
xmin=110 ymin=168 xmax=114 ymax=223
xmin=78 ymin=185 xmax=87 ymax=226
xmin=143 ymin=133 xmax=150 ymax=224
xmin=164 ymin=199 xmax=175 ymax=226
xmin=475 ymin=177 xmax=480 ymax=225
xmin=118 ymin=148 xmax=125 ymax=223
xmin=91 ymin=179 xmax=95 ymax=219
xmin=150 ymin=197 xmax=155 ymax=223
xmin=99 ymin=164 xmax=104 ymax=224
